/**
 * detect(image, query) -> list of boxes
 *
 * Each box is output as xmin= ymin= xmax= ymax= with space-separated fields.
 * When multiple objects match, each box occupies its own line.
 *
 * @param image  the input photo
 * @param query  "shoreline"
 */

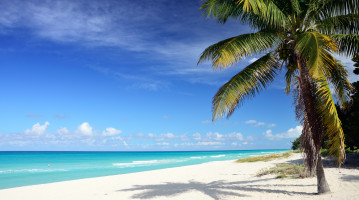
xmin=1 ymin=153 xmax=358 ymax=199
xmin=0 ymin=149 xmax=288 ymax=189
xmin=0 ymin=158 xmax=240 ymax=191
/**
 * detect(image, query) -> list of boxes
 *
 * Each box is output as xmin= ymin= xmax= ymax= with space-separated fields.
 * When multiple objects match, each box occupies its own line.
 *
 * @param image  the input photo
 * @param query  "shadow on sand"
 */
xmin=340 ymin=174 xmax=359 ymax=182
xmin=118 ymin=178 xmax=316 ymax=200
xmin=283 ymin=154 xmax=359 ymax=169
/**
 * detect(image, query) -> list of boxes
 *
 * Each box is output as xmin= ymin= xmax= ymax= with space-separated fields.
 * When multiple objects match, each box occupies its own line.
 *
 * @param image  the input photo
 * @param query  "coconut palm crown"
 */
xmin=198 ymin=0 xmax=358 ymax=194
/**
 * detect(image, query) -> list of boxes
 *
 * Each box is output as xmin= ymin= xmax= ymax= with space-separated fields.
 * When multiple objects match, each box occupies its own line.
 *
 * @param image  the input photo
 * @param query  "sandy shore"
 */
xmin=0 ymin=153 xmax=358 ymax=200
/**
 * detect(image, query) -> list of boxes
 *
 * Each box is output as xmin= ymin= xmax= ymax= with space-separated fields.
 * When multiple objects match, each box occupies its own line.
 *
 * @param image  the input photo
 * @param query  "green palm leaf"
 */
xmin=212 ymin=53 xmax=279 ymax=120
xmin=319 ymin=55 xmax=352 ymax=108
xmin=315 ymin=75 xmax=346 ymax=164
xmin=290 ymin=0 xmax=301 ymax=14
xmin=198 ymin=31 xmax=279 ymax=69
xmin=318 ymin=0 xmax=359 ymax=17
xmin=199 ymin=0 xmax=355 ymax=194
xmin=331 ymin=34 xmax=359 ymax=57
xmin=295 ymin=32 xmax=337 ymax=76
xmin=317 ymin=14 xmax=359 ymax=35
xmin=200 ymin=0 xmax=289 ymax=29
xmin=284 ymin=62 xmax=297 ymax=94
xmin=200 ymin=0 xmax=261 ymax=23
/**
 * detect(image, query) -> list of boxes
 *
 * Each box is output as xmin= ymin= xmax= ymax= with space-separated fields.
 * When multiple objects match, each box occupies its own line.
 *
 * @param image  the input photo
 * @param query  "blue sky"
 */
xmin=0 ymin=0 xmax=356 ymax=151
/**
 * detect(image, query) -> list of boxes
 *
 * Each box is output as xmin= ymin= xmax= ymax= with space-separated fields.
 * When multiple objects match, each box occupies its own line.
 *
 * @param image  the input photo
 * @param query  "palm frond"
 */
xmin=317 ymin=14 xmax=359 ymax=35
xmin=262 ymin=0 xmax=290 ymax=28
xmin=200 ymin=0 xmax=289 ymax=29
xmin=212 ymin=53 xmax=279 ymax=120
xmin=331 ymin=34 xmax=359 ymax=57
xmin=198 ymin=31 xmax=279 ymax=69
xmin=239 ymin=0 xmax=264 ymax=13
xmin=318 ymin=0 xmax=359 ymax=18
xmin=295 ymin=32 xmax=337 ymax=77
xmin=200 ymin=0 xmax=262 ymax=23
xmin=284 ymin=62 xmax=297 ymax=94
xmin=315 ymin=75 xmax=346 ymax=165
xmin=319 ymin=54 xmax=352 ymax=108
xmin=328 ymin=62 xmax=352 ymax=108
xmin=290 ymin=0 xmax=301 ymax=14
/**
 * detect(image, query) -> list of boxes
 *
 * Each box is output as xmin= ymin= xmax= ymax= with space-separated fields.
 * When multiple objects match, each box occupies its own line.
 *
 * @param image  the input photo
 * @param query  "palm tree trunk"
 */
xmin=296 ymin=55 xmax=331 ymax=194
xmin=317 ymin=155 xmax=330 ymax=193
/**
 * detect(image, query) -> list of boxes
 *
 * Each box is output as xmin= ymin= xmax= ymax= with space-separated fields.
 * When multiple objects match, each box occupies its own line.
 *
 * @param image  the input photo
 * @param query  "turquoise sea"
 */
xmin=0 ymin=149 xmax=288 ymax=189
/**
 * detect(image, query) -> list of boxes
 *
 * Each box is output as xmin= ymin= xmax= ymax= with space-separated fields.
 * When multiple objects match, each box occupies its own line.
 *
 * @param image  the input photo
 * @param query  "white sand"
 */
xmin=1 ymin=153 xmax=358 ymax=200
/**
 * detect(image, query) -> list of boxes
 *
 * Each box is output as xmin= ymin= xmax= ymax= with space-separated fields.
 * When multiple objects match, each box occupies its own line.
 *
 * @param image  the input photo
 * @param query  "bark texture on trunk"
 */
xmin=316 ymin=156 xmax=331 ymax=194
xmin=295 ymin=54 xmax=331 ymax=194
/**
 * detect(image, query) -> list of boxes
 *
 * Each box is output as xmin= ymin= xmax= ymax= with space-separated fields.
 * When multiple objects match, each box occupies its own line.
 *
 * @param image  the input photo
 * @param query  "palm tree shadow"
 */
xmin=118 ymin=178 xmax=315 ymax=199
xmin=340 ymin=174 xmax=359 ymax=182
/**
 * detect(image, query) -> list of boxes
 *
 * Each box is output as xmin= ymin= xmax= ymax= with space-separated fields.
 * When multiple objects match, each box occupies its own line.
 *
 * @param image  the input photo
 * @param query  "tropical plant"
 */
xmin=291 ymin=136 xmax=301 ymax=150
xmin=198 ymin=0 xmax=358 ymax=194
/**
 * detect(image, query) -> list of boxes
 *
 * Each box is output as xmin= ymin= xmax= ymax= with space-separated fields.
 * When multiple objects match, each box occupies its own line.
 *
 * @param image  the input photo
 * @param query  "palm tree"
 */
xmin=198 ymin=0 xmax=358 ymax=194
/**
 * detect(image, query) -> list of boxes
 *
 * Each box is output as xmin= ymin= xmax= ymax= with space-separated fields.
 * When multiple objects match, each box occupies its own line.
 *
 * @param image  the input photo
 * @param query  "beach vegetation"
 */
xmin=236 ymin=152 xmax=292 ymax=163
xmin=321 ymin=149 xmax=329 ymax=157
xmin=291 ymin=136 xmax=301 ymax=150
xmin=198 ymin=0 xmax=358 ymax=194
xmin=345 ymin=146 xmax=359 ymax=153
xmin=257 ymin=163 xmax=312 ymax=179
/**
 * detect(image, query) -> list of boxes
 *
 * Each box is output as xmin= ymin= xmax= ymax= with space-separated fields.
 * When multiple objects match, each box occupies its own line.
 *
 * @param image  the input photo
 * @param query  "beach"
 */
xmin=0 ymin=153 xmax=358 ymax=200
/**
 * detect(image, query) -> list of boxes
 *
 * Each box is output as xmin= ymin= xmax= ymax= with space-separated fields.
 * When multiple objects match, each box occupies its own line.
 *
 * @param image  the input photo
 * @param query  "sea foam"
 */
xmin=210 ymin=155 xmax=225 ymax=158
xmin=0 ymin=169 xmax=67 ymax=174
xmin=113 ymin=159 xmax=183 ymax=168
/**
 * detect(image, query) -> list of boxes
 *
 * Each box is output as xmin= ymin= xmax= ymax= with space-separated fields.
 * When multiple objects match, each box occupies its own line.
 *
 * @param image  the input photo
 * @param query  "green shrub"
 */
xmin=291 ymin=136 xmax=301 ymax=150
xmin=321 ymin=149 xmax=329 ymax=157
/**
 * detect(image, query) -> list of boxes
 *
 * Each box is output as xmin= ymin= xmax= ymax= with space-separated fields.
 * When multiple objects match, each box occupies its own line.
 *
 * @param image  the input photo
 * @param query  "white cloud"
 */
xmin=123 ymin=141 xmax=128 ymax=146
xmin=53 ymin=114 xmax=66 ymax=119
xmin=268 ymin=123 xmax=277 ymax=128
xmin=245 ymin=120 xmax=271 ymax=127
xmin=249 ymin=58 xmax=258 ymax=63
xmin=245 ymin=120 xmax=265 ymax=127
xmin=158 ymin=132 xmax=176 ymax=140
xmin=264 ymin=126 xmax=303 ymax=140
xmin=157 ymin=142 xmax=170 ymax=146
xmin=82 ymin=138 xmax=95 ymax=145
xmin=56 ymin=127 xmax=69 ymax=135
xmin=25 ymin=121 xmax=50 ymax=136
xmin=246 ymin=136 xmax=255 ymax=141
xmin=149 ymin=132 xmax=178 ymax=141
xmin=102 ymin=127 xmax=122 ymax=136
xmin=254 ymin=122 xmax=265 ymax=127
xmin=245 ymin=120 xmax=257 ymax=124
xmin=0 ymin=0 xmax=250 ymax=88
xmin=206 ymin=132 xmax=223 ymax=140
xmin=77 ymin=122 xmax=93 ymax=136
xmin=26 ymin=114 xmax=43 ymax=118
xmin=264 ymin=129 xmax=273 ymax=137
xmin=243 ymin=141 xmax=248 ymax=145
xmin=197 ymin=141 xmax=223 ymax=146
xmin=225 ymin=132 xmax=244 ymax=141
xmin=192 ymin=132 xmax=201 ymax=140
xmin=201 ymin=120 xmax=212 ymax=124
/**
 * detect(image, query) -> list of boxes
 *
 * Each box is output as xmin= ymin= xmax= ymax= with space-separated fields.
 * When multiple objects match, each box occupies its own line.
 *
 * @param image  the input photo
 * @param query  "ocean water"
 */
xmin=0 ymin=149 xmax=288 ymax=189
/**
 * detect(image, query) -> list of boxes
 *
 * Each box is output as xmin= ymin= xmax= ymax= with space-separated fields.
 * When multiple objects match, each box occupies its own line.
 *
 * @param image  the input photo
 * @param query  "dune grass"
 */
xmin=236 ymin=151 xmax=293 ymax=163
xmin=256 ymin=163 xmax=311 ymax=179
